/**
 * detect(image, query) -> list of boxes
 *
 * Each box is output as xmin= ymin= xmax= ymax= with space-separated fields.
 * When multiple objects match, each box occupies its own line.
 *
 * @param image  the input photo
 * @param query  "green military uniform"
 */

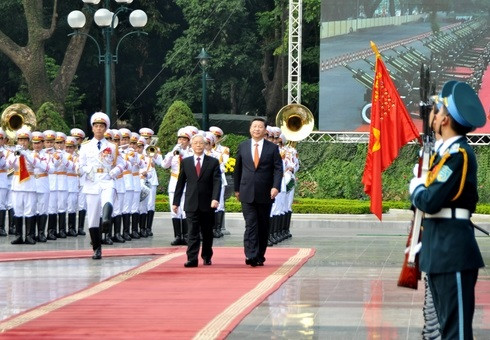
xmin=410 ymin=81 xmax=486 ymax=339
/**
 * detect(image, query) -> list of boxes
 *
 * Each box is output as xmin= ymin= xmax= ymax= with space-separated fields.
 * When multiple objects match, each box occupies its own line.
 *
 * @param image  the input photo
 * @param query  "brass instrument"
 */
xmin=1 ymin=103 xmax=37 ymax=141
xmin=275 ymin=103 xmax=314 ymax=146
xmin=146 ymin=145 xmax=157 ymax=157
xmin=149 ymin=136 xmax=159 ymax=146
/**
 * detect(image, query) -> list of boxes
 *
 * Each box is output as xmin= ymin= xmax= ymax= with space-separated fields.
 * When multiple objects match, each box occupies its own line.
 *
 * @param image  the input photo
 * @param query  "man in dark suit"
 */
xmin=173 ymin=134 xmax=221 ymax=267
xmin=234 ymin=118 xmax=283 ymax=267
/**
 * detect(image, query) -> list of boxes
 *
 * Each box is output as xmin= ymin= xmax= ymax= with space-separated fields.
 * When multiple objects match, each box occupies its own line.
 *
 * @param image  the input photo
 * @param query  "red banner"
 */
xmin=362 ymin=42 xmax=420 ymax=220
xmin=19 ymin=155 xmax=31 ymax=182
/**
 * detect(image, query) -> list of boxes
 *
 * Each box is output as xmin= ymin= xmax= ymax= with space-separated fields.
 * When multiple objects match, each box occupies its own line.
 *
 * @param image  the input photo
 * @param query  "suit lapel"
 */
xmin=198 ymin=155 xmax=209 ymax=179
xmin=245 ymin=139 xmax=255 ymax=166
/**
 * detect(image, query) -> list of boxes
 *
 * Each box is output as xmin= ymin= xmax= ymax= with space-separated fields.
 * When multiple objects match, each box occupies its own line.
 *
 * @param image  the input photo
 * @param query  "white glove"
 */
xmin=409 ymin=176 xmax=426 ymax=195
xmin=109 ymin=167 xmax=119 ymax=179
xmin=23 ymin=151 xmax=35 ymax=164
xmin=412 ymin=163 xmax=419 ymax=177
xmin=15 ymin=145 xmax=23 ymax=152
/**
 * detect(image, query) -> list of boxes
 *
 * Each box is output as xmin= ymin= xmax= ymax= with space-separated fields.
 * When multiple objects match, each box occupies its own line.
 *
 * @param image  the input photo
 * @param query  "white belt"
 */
xmin=425 ymin=208 xmax=470 ymax=220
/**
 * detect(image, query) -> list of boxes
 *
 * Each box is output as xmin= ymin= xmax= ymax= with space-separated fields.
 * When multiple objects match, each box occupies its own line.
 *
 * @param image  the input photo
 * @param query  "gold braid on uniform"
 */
xmin=425 ymin=148 xmax=468 ymax=201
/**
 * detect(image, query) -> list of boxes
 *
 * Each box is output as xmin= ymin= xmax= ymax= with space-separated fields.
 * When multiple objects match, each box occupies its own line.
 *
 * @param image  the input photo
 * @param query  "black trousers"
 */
xmin=241 ymin=201 xmax=272 ymax=262
xmin=427 ymin=269 xmax=479 ymax=340
xmin=185 ymin=210 xmax=214 ymax=262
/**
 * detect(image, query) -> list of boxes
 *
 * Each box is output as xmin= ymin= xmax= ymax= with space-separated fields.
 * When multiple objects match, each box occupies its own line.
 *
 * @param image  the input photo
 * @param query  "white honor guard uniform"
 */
xmin=64 ymin=136 xmax=80 ymax=237
xmin=0 ymin=128 xmax=10 ymax=236
xmin=31 ymin=131 xmax=52 ymax=242
xmin=129 ymin=132 xmax=147 ymax=239
xmin=42 ymin=130 xmax=60 ymax=240
xmin=71 ymin=128 xmax=87 ymax=235
xmin=137 ymin=136 xmax=152 ymax=237
xmin=7 ymin=129 xmax=49 ymax=244
xmin=140 ymin=127 xmax=160 ymax=237
xmin=162 ymin=127 xmax=193 ymax=245
xmin=78 ymin=112 xmax=124 ymax=260
xmin=119 ymin=128 xmax=136 ymax=240
xmin=210 ymin=126 xmax=230 ymax=237
xmin=110 ymin=129 xmax=127 ymax=243
xmin=54 ymin=132 xmax=75 ymax=238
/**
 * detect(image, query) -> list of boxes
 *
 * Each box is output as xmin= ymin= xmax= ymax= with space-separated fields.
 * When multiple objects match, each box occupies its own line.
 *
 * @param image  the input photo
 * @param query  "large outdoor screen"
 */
xmin=319 ymin=1 xmax=490 ymax=133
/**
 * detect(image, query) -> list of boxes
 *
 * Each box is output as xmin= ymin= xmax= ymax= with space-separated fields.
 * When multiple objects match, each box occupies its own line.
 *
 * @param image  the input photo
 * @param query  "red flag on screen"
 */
xmin=361 ymin=42 xmax=420 ymax=220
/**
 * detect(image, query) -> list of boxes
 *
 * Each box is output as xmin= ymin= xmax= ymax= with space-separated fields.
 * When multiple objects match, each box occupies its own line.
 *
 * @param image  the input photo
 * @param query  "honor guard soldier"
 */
xmin=119 ymin=128 xmax=137 ymax=240
xmin=78 ymin=112 xmax=124 ymax=259
xmin=54 ymin=132 xmax=75 ymax=238
xmin=409 ymin=81 xmax=486 ymax=339
xmin=209 ymin=126 xmax=230 ymax=237
xmin=0 ymin=128 xmax=9 ymax=236
xmin=136 ymin=136 xmax=151 ymax=237
xmin=70 ymin=128 xmax=87 ymax=236
xmin=43 ymin=130 xmax=59 ymax=240
xmin=64 ymin=136 xmax=79 ymax=237
xmin=6 ymin=129 xmax=49 ymax=244
xmin=269 ymin=128 xmax=286 ymax=245
xmin=129 ymin=132 xmax=143 ymax=238
xmin=139 ymin=127 xmax=160 ymax=237
xmin=162 ymin=127 xmax=193 ymax=245
xmin=31 ymin=131 xmax=51 ymax=242
xmin=71 ymin=128 xmax=87 ymax=235
xmin=109 ymin=129 xmax=126 ymax=243
xmin=100 ymin=129 xmax=115 ymax=244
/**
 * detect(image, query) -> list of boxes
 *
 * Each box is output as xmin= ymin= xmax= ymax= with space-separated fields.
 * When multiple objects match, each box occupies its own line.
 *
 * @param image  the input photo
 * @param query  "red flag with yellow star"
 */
xmin=361 ymin=42 xmax=420 ymax=220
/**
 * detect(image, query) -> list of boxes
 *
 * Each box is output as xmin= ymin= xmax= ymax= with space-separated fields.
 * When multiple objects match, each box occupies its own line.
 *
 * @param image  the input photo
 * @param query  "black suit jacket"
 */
xmin=173 ymin=154 xmax=222 ymax=212
xmin=233 ymin=139 xmax=283 ymax=204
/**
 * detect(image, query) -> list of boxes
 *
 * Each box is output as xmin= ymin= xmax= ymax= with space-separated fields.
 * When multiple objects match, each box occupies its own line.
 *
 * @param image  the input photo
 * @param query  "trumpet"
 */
xmin=146 ymin=145 xmax=158 ymax=157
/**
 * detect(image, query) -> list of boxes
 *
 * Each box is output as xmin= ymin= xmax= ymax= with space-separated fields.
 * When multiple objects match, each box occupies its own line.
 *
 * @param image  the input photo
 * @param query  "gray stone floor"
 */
xmin=1 ymin=211 xmax=489 ymax=339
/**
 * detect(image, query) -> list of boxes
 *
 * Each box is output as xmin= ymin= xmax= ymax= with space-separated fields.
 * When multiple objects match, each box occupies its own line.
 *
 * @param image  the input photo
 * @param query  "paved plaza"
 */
xmin=1 ymin=211 xmax=489 ymax=338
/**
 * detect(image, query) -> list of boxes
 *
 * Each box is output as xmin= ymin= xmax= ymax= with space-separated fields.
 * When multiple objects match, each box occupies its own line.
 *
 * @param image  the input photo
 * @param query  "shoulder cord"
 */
xmin=425 ymin=148 xmax=468 ymax=201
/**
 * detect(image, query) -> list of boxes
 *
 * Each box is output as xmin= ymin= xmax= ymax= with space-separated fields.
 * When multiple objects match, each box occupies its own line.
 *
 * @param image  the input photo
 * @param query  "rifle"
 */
xmin=397 ymin=64 xmax=433 ymax=290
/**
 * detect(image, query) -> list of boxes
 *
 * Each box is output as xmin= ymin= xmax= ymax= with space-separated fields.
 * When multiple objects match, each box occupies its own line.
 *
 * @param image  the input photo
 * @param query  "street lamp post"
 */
xmin=67 ymin=0 xmax=148 ymax=126
xmin=196 ymin=48 xmax=211 ymax=131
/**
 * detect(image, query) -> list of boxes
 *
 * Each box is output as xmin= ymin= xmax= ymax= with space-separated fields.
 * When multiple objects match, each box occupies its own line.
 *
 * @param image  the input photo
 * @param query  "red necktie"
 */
xmin=196 ymin=157 xmax=201 ymax=176
xmin=254 ymin=143 xmax=259 ymax=169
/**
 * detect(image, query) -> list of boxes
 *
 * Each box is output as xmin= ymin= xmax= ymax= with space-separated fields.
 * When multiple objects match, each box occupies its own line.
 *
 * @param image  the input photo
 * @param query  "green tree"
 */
xmin=36 ymin=101 xmax=70 ymax=133
xmin=156 ymin=100 xmax=199 ymax=153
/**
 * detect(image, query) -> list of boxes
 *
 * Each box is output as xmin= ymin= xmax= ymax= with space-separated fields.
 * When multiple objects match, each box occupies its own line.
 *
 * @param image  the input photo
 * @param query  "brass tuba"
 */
xmin=275 ymin=103 xmax=314 ymax=144
xmin=1 ymin=103 xmax=37 ymax=141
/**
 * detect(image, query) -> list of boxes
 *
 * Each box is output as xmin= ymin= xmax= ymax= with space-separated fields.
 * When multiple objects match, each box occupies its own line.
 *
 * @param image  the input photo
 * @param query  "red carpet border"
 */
xmin=0 ymin=247 xmax=315 ymax=339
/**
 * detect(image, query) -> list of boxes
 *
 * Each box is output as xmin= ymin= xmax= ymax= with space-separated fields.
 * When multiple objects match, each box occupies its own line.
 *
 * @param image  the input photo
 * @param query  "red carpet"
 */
xmin=0 ymin=247 xmax=315 ymax=339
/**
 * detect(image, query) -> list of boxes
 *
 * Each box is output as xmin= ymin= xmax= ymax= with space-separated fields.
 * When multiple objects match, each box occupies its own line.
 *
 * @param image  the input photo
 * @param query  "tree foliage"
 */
xmin=36 ymin=101 xmax=70 ymax=133
xmin=156 ymin=100 xmax=199 ymax=154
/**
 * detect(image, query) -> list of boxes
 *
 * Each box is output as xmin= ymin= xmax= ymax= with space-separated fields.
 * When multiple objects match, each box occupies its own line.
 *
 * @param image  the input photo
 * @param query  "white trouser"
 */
xmin=12 ymin=191 xmax=37 ymax=217
xmin=86 ymin=188 xmax=115 ymax=229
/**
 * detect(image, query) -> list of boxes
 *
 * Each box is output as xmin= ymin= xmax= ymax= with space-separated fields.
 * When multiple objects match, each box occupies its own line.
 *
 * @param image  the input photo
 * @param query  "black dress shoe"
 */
xmin=246 ymin=257 xmax=259 ymax=267
xmin=184 ymin=260 xmax=198 ymax=268
xmin=203 ymin=258 xmax=212 ymax=265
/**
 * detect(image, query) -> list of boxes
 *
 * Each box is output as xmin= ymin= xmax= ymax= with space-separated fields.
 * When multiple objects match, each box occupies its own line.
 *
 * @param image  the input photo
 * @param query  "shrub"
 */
xmin=36 ymin=102 xmax=70 ymax=133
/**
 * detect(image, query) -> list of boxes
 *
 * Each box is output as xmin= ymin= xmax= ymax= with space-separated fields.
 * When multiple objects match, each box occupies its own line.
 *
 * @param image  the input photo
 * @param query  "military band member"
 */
xmin=136 ymin=136 xmax=151 ymax=237
xmin=31 ymin=131 xmax=51 ymax=242
xmin=162 ymin=128 xmax=193 ymax=245
xmin=54 ymin=132 xmax=75 ymax=238
xmin=6 ymin=129 xmax=49 ymax=244
xmin=43 ymin=130 xmax=59 ymax=240
xmin=64 ymin=136 xmax=79 ymax=237
xmin=0 ymin=128 xmax=9 ymax=236
xmin=209 ymin=126 xmax=230 ymax=238
xmin=409 ymin=81 xmax=486 ymax=339
xmin=119 ymin=128 xmax=136 ymax=240
xmin=140 ymin=127 xmax=160 ymax=237
xmin=78 ymin=112 xmax=124 ymax=260
xmin=71 ymin=128 xmax=87 ymax=235
xmin=129 ymin=132 xmax=144 ymax=238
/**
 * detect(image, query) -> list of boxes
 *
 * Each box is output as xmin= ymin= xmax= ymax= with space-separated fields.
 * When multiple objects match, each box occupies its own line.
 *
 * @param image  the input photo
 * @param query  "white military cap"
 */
xmin=112 ymin=129 xmax=122 ymax=140
xmin=31 ymin=131 xmax=44 ymax=143
xmin=90 ymin=111 xmax=110 ymax=127
xmin=139 ymin=127 xmax=154 ymax=138
xmin=55 ymin=132 xmax=67 ymax=142
xmin=137 ymin=137 xmax=147 ymax=146
xmin=177 ymin=128 xmax=191 ymax=139
xmin=16 ymin=128 xmax=32 ymax=140
xmin=130 ymin=132 xmax=140 ymax=143
xmin=104 ymin=129 xmax=114 ymax=139
xmin=185 ymin=126 xmax=199 ymax=136
xmin=209 ymin=126 xmax=223 ymax=137
xmin=70 ymin=128 xmax=85 ymax=138
xmin=119 ymin=128 xmax=131 ymax=138
xmin=43 ymin=130 xmax=56 ymax=141
xmin=65 ymin=136 xmax=77 ymax=147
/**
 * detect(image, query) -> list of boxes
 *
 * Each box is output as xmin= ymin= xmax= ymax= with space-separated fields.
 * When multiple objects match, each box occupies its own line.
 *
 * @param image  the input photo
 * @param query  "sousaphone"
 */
xmin=275 ymin=103 xmax=314 ymax=145
xmin=1 ymin=103 xmax=37 ymax=141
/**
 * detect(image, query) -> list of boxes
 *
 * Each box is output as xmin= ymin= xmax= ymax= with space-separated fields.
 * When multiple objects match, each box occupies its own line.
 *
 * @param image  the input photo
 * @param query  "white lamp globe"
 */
xmin=94 ymin=8 xmax=112 ymax=27
xmin=115 ymin=0 xmax=134 ymax=3
xmin=82 ymin=0 xmax=101 ymax=4
xmin=67 ymin=11 xmax=86 ymax=29
xmin=112 ymin=14 xmax=119 ymax=29
xmin=129 ymin=10 xmax=148 ymax=28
